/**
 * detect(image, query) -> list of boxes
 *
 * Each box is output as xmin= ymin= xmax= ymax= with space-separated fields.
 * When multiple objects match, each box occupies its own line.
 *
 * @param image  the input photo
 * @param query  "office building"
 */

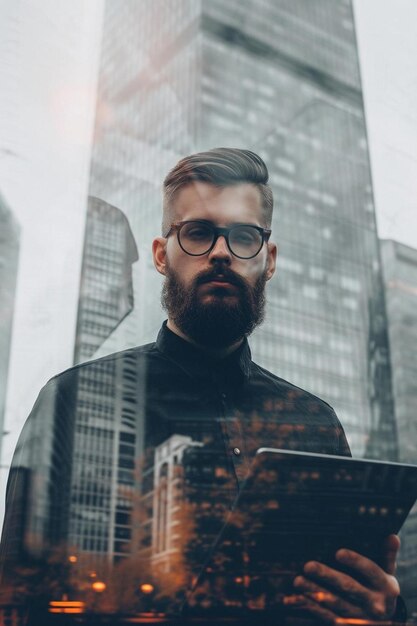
xmin=4 ymin=0 xmax=400 ymax=594
xmin=69 ymin=196 xmax=139 ymax=567
xmin=87 ymin=0 xmax=397 ymax=460
xmin=381 ymin=239 xmax=417 ymax=612
xmin=1 ymin=197 xmax=139 ymax=572
xmin=74 ymin=196 xmax=138 ymax=364
xmin=0 ymin=193 xmax=20 ymax=460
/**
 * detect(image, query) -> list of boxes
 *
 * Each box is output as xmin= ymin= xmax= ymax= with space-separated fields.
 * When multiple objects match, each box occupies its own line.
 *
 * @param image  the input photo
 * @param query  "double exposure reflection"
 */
xmin=1 ymin=148 xmax=411 ymax=626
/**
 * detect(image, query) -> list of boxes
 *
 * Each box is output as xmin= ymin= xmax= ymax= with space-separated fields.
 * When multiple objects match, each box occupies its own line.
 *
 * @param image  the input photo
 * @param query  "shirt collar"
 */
xmin=155 ymin=321 xmax=252 ymax=383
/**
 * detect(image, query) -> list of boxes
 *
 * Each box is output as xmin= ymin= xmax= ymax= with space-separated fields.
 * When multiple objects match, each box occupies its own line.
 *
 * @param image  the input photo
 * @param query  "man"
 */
xmin=1 ymin=148 xmax=402 ymax=623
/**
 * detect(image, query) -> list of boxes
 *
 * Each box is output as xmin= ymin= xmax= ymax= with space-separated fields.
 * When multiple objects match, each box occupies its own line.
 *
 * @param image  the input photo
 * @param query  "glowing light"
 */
xmin=49 ymin=608 xmax=84 ymax=614
xmin=335 ymin=619 xmax=394 ymax=625
xmin=313 ymin=591 xmax=332 ymax=602
xmin=91 ymin=581 xmax=106 ymax=593
xmin=68 ymin=555 xmax=78 ymax=563
xmin=140 ymin=583 xmax=155 ymax=595
xmin=283 ymin=594 xmax=303 ymax=605
xmin=49 ymin=601 xmax=85 ymax=614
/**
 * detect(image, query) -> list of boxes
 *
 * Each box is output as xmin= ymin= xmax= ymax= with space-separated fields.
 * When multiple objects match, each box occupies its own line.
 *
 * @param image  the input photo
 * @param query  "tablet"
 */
xmin=185 ymin=448 xmax=417 ymax=614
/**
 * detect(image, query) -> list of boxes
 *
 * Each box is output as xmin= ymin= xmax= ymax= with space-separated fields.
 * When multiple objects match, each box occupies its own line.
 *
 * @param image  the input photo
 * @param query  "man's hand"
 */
xmin=293 ymin=534 xmax=401 ymax=623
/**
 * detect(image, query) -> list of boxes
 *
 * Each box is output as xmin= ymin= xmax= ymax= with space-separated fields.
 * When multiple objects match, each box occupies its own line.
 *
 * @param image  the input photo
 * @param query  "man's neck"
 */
xmin=166 ymin=319 xmax=243 ymax=358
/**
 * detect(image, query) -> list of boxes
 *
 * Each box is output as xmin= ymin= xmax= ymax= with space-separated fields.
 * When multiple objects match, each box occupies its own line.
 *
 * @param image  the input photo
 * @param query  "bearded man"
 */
xmin=1 ymin=148 xmax=403 ymax=624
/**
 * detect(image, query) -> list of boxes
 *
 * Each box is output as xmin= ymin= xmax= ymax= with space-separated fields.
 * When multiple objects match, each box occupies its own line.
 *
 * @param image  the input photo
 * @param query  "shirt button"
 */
xmin=233 ymin=447 xmax=241 ymax=456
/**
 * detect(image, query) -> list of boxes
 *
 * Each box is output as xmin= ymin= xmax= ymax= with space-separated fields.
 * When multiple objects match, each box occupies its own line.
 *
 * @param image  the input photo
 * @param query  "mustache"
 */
xmin=194 ymin=266 xmax=247 ymax=290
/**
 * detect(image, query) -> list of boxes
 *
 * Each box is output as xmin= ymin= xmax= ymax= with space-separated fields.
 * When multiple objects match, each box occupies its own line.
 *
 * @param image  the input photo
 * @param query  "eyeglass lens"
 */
xmin=178 ymin=222 xmax=263 ymax=258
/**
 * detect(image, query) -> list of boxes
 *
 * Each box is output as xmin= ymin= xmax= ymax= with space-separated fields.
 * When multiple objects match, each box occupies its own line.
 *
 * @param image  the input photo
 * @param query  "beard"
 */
xmin=161 ymin=261 xmax=267 ymax=348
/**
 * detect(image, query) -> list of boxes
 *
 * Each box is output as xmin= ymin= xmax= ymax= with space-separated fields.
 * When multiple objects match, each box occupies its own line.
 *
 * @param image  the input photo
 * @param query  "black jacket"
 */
xmin=1 ymin=323 xmax=351 ymax=618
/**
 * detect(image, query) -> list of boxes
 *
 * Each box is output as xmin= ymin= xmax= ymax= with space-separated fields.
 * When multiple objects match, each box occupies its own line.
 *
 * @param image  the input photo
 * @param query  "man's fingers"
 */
xmin=294 ymin=594 xmax=338 ymax=624
xmin=382 ymin=534 xmax=401 ymax=575
xmin=294 ymin=575 xmax=364 ymax=618
xmin=304 ymin=560 xmax=373 ymax=604
xmin=334 ymin=535 xmax=400 ymax=582
xmin=335 ymin=548 xmax=399 ymax=592
xmin=303 ymin=556 xmax=400 ymax=619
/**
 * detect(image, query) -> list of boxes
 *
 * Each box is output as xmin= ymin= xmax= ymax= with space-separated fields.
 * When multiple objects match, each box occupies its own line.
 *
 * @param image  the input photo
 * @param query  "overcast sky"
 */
xmin=1 ymin=1 xmax=417 ymax=519
xmin=0 ymin=0 xmax=104 ymax=492
xmin=354 ymin=0 xmax=417 ymax=248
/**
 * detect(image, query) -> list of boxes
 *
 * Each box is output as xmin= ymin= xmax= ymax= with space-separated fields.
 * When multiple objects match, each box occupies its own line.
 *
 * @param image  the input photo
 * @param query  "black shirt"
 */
xmin=1 ymin=322 xmax=351 ymax=619
xmin=147 ymin=322 xmax=351 ymax=484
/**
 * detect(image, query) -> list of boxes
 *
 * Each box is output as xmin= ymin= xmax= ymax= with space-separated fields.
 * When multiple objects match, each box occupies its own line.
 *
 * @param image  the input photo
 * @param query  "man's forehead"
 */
xmin=172 ymin=181 xmax=263 ymax=216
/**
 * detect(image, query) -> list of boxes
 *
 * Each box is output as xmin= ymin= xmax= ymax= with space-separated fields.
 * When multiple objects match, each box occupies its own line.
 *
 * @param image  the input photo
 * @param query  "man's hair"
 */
xmin=162 ymin=147 xmax=273 ymax=234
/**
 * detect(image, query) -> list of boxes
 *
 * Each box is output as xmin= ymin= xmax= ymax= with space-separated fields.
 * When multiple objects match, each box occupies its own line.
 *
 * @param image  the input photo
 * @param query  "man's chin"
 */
xmin=162 ymin=265 xmax=267 ymax=347
xmin=179 ymin=302 xmax=251 ymax=348
xmin=199 ymin=291 xmax=240 ymax=306
xmin=198 ymin=281 xmax=240 ymax=297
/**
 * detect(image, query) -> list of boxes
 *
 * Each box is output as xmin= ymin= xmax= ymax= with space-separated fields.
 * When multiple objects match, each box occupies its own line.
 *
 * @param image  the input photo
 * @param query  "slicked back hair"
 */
xmin=162 ymin=147 xmax=273 ymax=235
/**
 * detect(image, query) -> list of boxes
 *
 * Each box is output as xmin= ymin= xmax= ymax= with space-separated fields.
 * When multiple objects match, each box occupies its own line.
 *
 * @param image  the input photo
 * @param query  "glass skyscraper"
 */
xmin=381 ymin=239 xmax=417 ymax=612
xmin=3 ymin=0 xmax=401 ymax=604
xmin=73 ymin=196 xmax=138 ymax=364
xmin=87 ymin=0 xmax=397 ymax=460
xmin=68 ymin=196 xmax=140 ymax=567
xmin=0 ymin=192 xmax=19 ymax=461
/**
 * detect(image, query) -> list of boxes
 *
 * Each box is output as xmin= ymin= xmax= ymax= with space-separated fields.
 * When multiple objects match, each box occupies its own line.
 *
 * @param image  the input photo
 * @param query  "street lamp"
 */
xmin=139 ymin=583 xmax=154 ymax=595
xmin=138 ymin=582 xmax=155 ymax=613
xmin=91 ymin=581 xmax=106 ymax=593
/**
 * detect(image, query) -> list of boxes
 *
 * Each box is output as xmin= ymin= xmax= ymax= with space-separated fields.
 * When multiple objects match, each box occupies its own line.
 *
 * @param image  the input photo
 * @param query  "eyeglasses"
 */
xmin=165 ymin=220 xmax=271 ymax=259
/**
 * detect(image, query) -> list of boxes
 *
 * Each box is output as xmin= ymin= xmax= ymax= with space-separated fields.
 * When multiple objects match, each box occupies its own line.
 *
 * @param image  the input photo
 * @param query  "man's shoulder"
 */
xmin=249 ymin=359 xmax=351 ymax=456
xmin=250 ymin=360 xmax=336 ymax=415
xmin=48 ymin=342 xmax=159 ymax=385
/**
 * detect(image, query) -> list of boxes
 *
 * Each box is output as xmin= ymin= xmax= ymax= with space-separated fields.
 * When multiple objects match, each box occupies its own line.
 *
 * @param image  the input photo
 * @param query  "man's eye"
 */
xmin=185 ymin=227 xmax=212 ymax=240
xmin=233 ymin=228 xmax=257 ymax=244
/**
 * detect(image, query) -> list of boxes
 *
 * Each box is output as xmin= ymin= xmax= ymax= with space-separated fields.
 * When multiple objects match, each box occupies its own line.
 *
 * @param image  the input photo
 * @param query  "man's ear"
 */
xmin=152 ymin=237 xmax=167 ymax=276
xmin=266 ymin=242 xmax=277 ymax=281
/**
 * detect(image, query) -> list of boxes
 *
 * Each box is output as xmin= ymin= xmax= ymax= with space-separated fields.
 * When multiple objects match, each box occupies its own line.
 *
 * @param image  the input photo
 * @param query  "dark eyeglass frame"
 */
xmin=165 ymin=220 xmax=272 ymax=259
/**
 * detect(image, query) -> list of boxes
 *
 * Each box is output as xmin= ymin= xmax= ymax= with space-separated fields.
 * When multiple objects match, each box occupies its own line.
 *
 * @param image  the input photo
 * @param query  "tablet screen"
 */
xmin=185 ymin=449 xmax=417 ymax=615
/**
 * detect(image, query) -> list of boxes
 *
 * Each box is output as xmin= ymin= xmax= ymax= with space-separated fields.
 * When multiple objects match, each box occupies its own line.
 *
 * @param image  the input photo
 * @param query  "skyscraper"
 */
xmin=3 ymin=0 xmax=400 ymax=600
xmin=87 ymin=0 xmax=397 ymax=460
xmin=67 ymin=196 xmax=141 ymax=567
xmin=381 ymin=239 xmax=417 ymax=612
xmin=0 ymin=192 xmax=20 ymax=460
xmin=1 ymin=197 xmax=139 ymax=571
xmin=74 ymin=196 xmax=138 ymax=364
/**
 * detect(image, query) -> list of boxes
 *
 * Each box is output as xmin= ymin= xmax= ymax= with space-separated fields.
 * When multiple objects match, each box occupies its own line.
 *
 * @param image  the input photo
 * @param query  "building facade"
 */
xmin=2 ymin=0 xmax=403 ymax=609
xmin=1 ymin=198 xmax=139 ymax=570
xmin=0 ymin=193 xmax=20 ymax=461
xmin=381 ymin=239 xmax=417 ymax=613
xmin=88 ymin=0 xmax=397 ymax=460
xmin=69 ymin=196 xmax=140 ymax=567
xmin=73 ymin=196 xmax=138 ymax=364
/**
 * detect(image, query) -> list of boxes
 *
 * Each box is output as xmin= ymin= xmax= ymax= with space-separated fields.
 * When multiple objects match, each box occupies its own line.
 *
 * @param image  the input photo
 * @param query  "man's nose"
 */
xmin=208 ymin=234 xmax=232 ymax=264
